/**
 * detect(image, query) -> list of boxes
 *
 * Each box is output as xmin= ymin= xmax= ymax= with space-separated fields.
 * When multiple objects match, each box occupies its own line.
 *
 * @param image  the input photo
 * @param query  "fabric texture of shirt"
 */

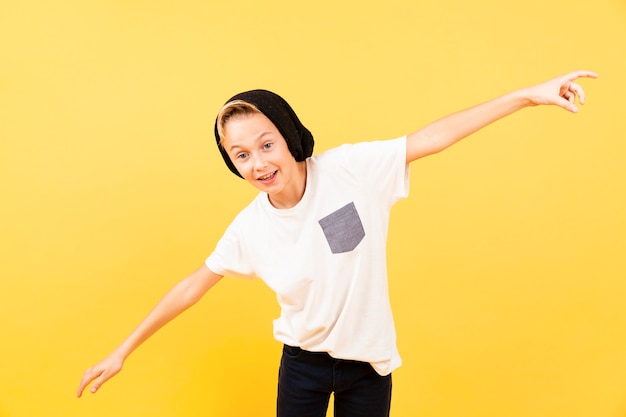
xmin=206 ymin=136 xmax=410 ymax=375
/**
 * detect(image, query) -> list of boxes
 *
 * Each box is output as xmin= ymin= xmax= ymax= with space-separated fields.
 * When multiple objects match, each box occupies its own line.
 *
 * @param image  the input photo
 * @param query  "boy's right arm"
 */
xmin=76 ymin=264 xmax=223 ymax=397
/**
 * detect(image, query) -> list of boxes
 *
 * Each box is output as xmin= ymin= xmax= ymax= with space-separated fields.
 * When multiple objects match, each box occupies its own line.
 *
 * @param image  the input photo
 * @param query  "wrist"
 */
xmin=113 ymin=343 xmax=132 ymax=361
xmin=508 ymin=88 xmax=535 ymax=108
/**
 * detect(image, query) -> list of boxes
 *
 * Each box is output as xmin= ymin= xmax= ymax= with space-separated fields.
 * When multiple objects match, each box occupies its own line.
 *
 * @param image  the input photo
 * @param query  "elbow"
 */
xmin=406 ymin=136 xmax=444 ymax=163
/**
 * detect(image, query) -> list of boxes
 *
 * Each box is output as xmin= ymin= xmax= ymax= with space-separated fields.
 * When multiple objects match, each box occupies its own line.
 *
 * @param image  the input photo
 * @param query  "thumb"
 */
xmin=77 ymin=367 xmax=102 ymax=398
xmin=89 ymin=371 xmax=108 ymax=394
xmin=89 ymin=360 xmax=123 ymax=394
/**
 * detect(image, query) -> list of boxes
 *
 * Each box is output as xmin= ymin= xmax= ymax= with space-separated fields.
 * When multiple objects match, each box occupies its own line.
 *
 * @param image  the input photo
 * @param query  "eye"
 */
xmin=263 ymin=142 xmax=273 ymax=150
xmin=236 ymin=152 xmax=249 ymax=160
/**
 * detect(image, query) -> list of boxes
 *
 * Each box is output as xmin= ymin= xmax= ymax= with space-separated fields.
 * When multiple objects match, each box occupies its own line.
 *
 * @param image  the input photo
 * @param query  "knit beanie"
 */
xmin=214 ymin=89 xmax=314 ymax=178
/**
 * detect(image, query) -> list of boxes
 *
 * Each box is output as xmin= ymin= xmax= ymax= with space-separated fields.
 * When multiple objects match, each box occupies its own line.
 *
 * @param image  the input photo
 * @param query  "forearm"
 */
xmin=113 ymin=265 xmax=221 ymax=360
xmin=406 ymin=89 xmax=531 ymax=162
xmin=77 ymin=264 xmax=222 ymax=397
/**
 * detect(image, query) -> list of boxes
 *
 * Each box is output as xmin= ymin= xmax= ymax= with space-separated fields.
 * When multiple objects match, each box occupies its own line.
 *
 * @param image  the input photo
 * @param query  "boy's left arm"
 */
xmin=406 ymin=70 xmax=598 ymax=163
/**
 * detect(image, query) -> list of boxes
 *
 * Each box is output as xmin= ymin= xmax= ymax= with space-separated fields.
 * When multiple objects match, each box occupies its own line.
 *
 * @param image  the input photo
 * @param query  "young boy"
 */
xmin=77 ymin=70 xmax=597 ymax=417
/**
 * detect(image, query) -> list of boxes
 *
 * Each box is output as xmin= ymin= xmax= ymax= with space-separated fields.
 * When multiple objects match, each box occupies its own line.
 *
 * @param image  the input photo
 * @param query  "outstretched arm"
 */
xmin=76 ymin=264 xmax=223 ymax=397
xmin=406 ymin=70 xmax=598 ymax=163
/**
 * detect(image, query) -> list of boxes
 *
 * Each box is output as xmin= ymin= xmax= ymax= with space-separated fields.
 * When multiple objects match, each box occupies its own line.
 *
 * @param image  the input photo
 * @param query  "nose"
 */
xmin=253 ymin=153 xmax=268 ymax=170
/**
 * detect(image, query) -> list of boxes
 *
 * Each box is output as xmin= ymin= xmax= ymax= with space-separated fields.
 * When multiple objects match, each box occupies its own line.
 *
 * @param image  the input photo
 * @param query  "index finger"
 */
xmin=563 ymin=70 xmax=599 ymax=81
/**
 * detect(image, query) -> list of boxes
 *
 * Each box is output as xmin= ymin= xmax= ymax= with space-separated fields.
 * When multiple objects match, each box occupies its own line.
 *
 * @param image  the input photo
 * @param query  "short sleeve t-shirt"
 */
xmin=206 ymin=136 xmax=409 ymax=375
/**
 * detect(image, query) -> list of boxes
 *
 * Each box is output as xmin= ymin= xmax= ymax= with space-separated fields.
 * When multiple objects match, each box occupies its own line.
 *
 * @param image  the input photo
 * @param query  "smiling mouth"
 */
xmin=258 ymin=171 xmax=277 ymax=181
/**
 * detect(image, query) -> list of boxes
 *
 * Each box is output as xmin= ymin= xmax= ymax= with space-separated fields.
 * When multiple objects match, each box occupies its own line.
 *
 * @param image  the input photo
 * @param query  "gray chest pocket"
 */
xmin=318 ymin=202 xmax=365 ymax=254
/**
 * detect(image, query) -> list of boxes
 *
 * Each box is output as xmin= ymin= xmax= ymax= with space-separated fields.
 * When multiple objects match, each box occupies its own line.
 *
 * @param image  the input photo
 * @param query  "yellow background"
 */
xmin=1 ymin=1 xmax=625 ymax=416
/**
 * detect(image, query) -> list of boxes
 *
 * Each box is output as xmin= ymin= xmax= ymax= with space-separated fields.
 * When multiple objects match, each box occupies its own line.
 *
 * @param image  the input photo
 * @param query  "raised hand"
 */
xmin=522 ymin=70 xmax=598 ymax=113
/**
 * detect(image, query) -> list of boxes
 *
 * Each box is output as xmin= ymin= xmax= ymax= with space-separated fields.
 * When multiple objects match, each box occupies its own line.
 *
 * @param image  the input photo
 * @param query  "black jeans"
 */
xmin=277 ymin=345 xmax=392 ymax=417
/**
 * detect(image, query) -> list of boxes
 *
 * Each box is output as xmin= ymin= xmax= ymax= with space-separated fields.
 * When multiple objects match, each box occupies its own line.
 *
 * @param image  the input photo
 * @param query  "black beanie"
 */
xmin=214 ymin=89 xmax=314 ymax=178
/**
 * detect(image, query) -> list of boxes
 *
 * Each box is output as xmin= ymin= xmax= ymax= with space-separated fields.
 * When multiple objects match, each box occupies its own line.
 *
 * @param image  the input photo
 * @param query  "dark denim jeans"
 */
xmin=277 ymin=345 xmax=392 ymax=417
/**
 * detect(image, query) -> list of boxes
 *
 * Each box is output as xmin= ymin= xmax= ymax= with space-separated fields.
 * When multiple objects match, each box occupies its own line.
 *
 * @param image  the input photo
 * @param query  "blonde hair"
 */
xmin=216 ymin=100 xmax=260 ymax=146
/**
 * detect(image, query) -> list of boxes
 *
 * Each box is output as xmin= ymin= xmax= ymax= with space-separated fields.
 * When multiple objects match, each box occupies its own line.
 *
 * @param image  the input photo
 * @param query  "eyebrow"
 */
xmin=226 ymin=132 xmax=274 ymax=153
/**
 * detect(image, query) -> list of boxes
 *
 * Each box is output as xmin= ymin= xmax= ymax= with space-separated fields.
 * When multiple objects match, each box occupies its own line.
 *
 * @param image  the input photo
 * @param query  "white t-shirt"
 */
xmin=206 ymin=136 xmax=410 ymax=375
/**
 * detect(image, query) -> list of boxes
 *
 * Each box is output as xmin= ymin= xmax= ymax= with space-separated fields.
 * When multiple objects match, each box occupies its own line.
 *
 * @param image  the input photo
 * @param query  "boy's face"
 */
xmin=222 ymin=112 xmax=306 ymax=208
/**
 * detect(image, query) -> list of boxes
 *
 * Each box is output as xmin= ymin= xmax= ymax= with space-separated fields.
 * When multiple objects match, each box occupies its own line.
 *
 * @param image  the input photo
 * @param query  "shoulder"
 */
xmin=223 ymin=193 xmax=266 ymax=232
xmin=311 ymin=137 xmax=406 ymax=175
xmin=312 ymin=137 xmax=406 ymax=164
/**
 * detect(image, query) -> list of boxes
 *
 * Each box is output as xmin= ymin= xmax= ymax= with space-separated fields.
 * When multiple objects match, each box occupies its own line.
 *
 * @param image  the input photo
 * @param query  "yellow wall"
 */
xmin=1 ymin=1 xmax=625 ymax=416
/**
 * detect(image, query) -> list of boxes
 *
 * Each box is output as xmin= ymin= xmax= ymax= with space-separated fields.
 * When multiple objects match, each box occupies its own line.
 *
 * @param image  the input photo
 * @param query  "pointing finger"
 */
xmin=564 ymin=70 xmax=599 ymax=82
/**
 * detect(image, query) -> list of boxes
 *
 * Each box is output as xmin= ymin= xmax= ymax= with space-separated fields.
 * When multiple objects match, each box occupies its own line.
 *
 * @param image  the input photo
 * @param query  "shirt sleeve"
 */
xmin=344 ymin=136 xmax=410 ymax=205
xmin=205 ymin=217 xmax=256 ymax=280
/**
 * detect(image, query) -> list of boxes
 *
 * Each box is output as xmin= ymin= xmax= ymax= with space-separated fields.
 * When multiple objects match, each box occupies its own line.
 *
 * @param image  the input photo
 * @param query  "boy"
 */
xmin=77 ymin=70 xmax=597 ymax=417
